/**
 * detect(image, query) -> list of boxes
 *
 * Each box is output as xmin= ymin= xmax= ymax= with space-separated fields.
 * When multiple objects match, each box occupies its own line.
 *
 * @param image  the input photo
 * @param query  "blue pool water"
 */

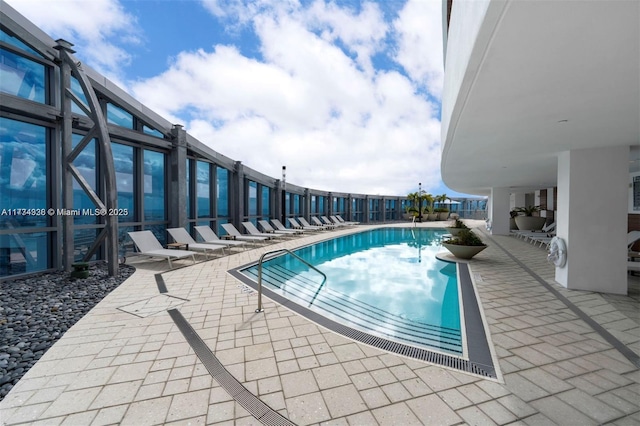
xmin=241 ymin=227 xmax=462 ymax=355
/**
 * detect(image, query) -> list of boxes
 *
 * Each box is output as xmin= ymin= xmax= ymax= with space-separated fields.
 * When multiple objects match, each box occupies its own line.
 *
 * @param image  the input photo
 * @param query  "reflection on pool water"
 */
xmin=241 ymin=227 xmax=463 ymax=355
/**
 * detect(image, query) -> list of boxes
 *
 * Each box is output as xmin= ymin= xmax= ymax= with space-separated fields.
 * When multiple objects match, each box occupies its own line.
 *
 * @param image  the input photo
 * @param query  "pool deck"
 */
xmin=1 ymin=221 xmax=638 ymax=425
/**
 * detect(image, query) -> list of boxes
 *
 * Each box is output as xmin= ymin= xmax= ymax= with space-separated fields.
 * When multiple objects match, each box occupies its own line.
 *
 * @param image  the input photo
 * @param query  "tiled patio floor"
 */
xmin=1 ymin=222 xmax=638 ymax=425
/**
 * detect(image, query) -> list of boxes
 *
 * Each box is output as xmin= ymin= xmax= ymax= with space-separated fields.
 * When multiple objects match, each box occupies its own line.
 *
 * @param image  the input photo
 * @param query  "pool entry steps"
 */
xmin=230 ymin=261 xmax=497 ymax=379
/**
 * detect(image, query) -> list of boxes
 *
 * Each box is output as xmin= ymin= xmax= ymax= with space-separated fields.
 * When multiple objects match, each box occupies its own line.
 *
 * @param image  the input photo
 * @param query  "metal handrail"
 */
xmin=255 ymin=248 xmax=327 ymax=313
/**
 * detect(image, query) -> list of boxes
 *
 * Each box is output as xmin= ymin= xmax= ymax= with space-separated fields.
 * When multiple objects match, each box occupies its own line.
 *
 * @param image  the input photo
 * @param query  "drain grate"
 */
xmin=168 ymin=309 xmax=296 ymax=426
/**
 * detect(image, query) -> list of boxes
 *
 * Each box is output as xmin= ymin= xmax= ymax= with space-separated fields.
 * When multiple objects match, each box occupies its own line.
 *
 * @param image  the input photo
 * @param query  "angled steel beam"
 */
xmin=55 ymin=39 xmax=118 ymax=276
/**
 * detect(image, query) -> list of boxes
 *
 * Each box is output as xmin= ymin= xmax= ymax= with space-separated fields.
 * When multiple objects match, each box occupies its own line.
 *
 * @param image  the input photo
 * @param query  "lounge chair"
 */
xmin=628 ymin=261 xmax=640 ymax=272
xmin=272 ymin=218 xmax=306 ymax=234
xmin=259 ymin=220 xmax=301 ymax=235
xmin=310 ymin=216 xmax=335 ymax=230
xmin=512 ymin=222 xmax=556 ymax=242
xmin=167 ymin=228 xmax=228 ymax=257
xmin=242 ymin=221 xmax=286 ymax=239
xmin=193 ymin=225 xmax=248 ymax=251
xmin=290 ymin=217 xmax=322 ymax=231
xmin=221 ymin=223 xmax=269 ymax=244
xmin=128 ymin=230 xmax=196 ymax=268
xmin=627 ymin=230 xmax=640 ymax=252
xmin=322 ymin=216 xmax=346 ymax=227
xmin=335 ymin=215 xmax=359 ymax=225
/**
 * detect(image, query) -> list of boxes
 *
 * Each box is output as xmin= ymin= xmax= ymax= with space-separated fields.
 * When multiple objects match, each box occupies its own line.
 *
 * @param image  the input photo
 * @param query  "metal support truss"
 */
xmin=55 ymin=39 xmax=118 ymax=276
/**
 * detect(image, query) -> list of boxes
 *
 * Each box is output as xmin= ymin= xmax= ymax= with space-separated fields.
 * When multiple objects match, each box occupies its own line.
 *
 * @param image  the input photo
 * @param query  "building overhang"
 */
xmin=441 ymin=0 xmax=640 ymax=196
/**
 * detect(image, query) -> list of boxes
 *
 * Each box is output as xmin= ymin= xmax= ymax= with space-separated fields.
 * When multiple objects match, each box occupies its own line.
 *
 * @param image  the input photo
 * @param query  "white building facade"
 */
xmin=440 ymin=0 xmax=640 ymax=294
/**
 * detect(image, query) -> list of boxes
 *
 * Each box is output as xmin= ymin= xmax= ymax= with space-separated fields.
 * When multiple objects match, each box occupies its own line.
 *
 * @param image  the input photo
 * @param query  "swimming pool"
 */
xmin=231 ymin=227 xmax=497 ymax=377
xmin=242 ymin=228 xmax=460 ymax=352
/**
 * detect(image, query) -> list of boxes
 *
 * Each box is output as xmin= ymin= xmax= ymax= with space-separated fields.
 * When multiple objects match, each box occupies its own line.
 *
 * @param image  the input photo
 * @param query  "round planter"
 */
xmin=427 ymin=213 xmax=438 ymax=221
xmin=438 ymin=212 xmax=450 ymax=221
xmin=442 ymin=243 xmax=488 ymax=260
xmin=514 ymin=216 xmax=547 ymax=231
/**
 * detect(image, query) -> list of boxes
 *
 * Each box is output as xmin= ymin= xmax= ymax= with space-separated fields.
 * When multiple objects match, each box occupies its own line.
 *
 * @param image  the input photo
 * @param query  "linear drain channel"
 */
xmin=168 ymin=309 xmax=295 ymax=426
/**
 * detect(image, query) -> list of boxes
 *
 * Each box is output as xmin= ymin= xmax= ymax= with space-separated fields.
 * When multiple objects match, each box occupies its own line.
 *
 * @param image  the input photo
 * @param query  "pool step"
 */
xmin=242 ymin=264 xmax=462 ymax=354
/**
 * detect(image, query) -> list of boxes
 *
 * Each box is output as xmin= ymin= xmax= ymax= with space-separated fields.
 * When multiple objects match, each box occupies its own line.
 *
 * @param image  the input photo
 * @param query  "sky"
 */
xmin=7 ymin=0 xmax=473 ymax=198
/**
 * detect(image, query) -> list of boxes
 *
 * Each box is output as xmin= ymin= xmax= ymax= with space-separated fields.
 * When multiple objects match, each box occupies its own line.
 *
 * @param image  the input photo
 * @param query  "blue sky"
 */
xmin=8 ymin=0 xmax=473 ymax=198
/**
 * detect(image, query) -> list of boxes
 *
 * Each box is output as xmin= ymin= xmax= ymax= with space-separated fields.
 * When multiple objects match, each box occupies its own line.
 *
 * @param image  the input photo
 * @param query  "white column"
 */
xmin=489 ymin=187 xmax=510 ymax=235
xmin=510 ymin=192 xmax=526 ymax=211
xmin=555 ymin=146 xmax=628 ymax=294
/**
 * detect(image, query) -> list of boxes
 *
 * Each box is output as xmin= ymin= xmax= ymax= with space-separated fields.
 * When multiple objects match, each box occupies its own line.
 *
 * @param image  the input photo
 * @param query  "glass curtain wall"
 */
xmin=0 ymin=117 xmax=49 ymax=276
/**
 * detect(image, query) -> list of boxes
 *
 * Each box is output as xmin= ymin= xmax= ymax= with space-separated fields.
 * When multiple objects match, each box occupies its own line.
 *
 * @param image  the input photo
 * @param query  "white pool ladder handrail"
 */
xmin=256 ymin=248 xmax=327 ymax=313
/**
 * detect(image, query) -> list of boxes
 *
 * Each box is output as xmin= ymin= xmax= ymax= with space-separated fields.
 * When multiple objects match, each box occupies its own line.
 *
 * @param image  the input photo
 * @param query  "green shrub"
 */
xmin=444 ymin=229 xmax=485 ymax=246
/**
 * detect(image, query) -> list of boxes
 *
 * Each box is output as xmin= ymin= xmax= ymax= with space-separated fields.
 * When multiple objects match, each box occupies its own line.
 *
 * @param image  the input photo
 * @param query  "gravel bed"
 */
xmin=0 ymin=263 xmax=135 ymax=401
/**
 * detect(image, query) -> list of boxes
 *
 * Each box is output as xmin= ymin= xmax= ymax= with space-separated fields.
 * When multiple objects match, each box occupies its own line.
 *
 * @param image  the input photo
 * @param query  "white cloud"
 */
xmin=5 ymin=0 xmax=140 ymax=83
xmin=130 ymin=0 xmax=444 ymax=195
xmin=393 ymin=0 xmax=444 ymax=96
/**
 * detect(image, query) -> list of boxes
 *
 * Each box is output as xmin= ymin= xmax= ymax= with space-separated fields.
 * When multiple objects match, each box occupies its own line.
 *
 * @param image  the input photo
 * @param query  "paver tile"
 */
xmin=372 ymin=402 xmax=422 ymax=426
xmin=286 ymin=392 xmax=331 ymax=425
xmin=281 ymin=370 xmax=319 ymax=398
xmin=321 ymin=384 xmax=367 ymax=417
xmin=405 ymin=394 xmax=462 ymax=425
xmin=120 ymin=396 xmax=172 ymax=426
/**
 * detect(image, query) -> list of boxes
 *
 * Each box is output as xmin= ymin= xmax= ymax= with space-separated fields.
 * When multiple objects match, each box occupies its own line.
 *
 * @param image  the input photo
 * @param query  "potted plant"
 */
xmin=509 ymin=209 xmax=520 ymax=230
xmin=514 ymin=205 xmax=546 ymax=230
xmin=446 ymin=218 xmax=468 ymax=236
xmin=425 ymin=205 xmax=437 ymax=221
xmin=442 ymin=229 xmax=488 ymax=259
xmin=435 ymin=207 xmax=450 ymax=221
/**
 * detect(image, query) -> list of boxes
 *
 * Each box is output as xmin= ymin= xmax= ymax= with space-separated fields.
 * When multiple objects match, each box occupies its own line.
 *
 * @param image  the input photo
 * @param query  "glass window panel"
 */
xmin=72 ymin=134 xmax=97 ymax=225
xmin=107 ymin=103 xmax=133 ymax=128
xmin=70 ymin=76 xmax=88 ymax=116
xmin=146 ymin=224 xmax=167 ymax=247
xmin=118 ymin=225 xmax=136 ymax=257
xmin=144 ymin=150 xmax=165 ymax=221
xmin=285 ymin=193 xmax=290 ymax=215
xmin=0 ymin=48 xmax=45 ymax=103
xmin=294 ymin=194 xmax=300 ymax=215
xmin=216 ymin=167 xmax=229 ymax=217
xmin=112 ymin=143 xmax=134 ymax=222
xmin=0 ymin=29 xmax=41 ymax=57
xmin=0 ymin=230 xmax=48 ymax=276
xmin=73 ymin=228 xmax=98 ymax=262
xmin=311 ymin=195 xmax=316 ymax=214
xmin=143 ymin=125 xmax=164 ymax=138
xmin=197 ymin=161 xmax=210 ymax=218
xmin=186 ymin=159 xmax=191 ymax=219
xmin=248 ymin=181 xmax=257 ymax=216
xmin=261 ymin=186 xmax=270 ymax=217
xmin=0 ymin=117 xmax=47 ymax=229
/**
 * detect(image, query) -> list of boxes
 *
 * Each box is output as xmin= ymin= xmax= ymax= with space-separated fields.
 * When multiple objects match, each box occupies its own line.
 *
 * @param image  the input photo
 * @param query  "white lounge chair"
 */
xmin=167 ymin=228 xmax=228 ymax=257
xmin=335 ymin=215 xmax=359 ymax=225
xmin=272 ymin=218 xmax=306 ymax=234
xmin=310 ymin=216 xmax=335 ymax=230
xmin=322 ymin=216 xmax=345 ymax=227
xmin=242 ymin=221 xmax=286 ymax=239
xmin=128 ymin=230 xmax=196 ymax=268
xmin=290 ymin=217 xmax=322 ymax=231
xmin=512 ymin=222 xmax=556 ymax=242
xmin=221 ymin=223 xmax=269 ymax=244
xmin=627 ymin=230 xmax=640 ymax=251
xmin=628 ymin=261 xmax=640 ymax=272
xmin=258 ymin=220 xmax=301 ymax=235
xmin=193 ymin=225 xmax=248 ymax=251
